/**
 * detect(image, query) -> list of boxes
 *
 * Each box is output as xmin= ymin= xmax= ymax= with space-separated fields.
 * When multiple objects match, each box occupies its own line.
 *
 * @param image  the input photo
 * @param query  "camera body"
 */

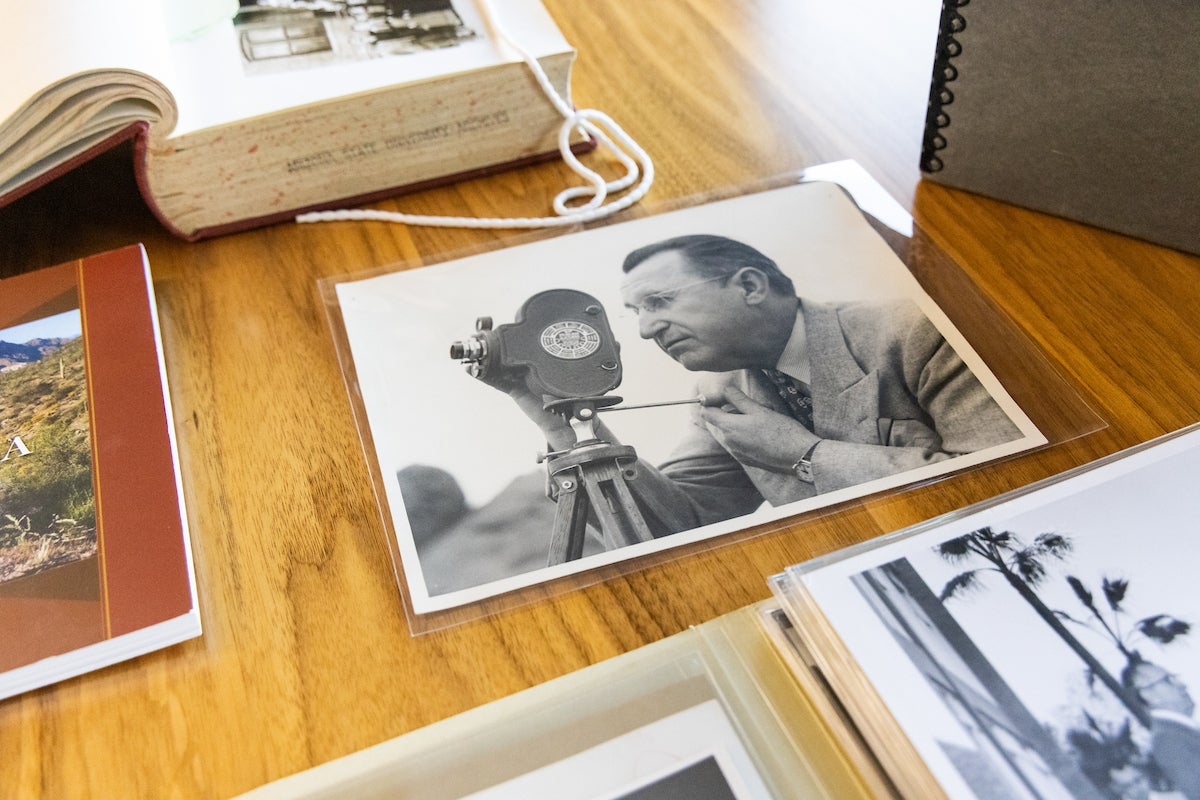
xmin=450 ymin=289 xmax=622 ymax=401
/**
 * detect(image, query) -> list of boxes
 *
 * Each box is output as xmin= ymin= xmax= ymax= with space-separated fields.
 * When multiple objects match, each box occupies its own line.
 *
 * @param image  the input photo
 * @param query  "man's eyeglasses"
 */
xmin=623 ymin=274 xmax=730 ymax=316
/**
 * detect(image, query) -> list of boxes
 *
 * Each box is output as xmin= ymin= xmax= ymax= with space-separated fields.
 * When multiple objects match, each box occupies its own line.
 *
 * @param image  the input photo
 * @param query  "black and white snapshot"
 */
xmin=233 ymin=0 xmax=477 ymax=73
xmin=334 ymin=179 xmax=1045 ymax=614
xmin=802 ymin=428 xmax=1200 ymax=800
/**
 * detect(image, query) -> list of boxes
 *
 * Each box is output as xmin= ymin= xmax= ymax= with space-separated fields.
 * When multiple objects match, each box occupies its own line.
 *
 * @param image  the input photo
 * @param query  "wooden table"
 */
xmin=2 ymin=2 xmax=1198 ymax=797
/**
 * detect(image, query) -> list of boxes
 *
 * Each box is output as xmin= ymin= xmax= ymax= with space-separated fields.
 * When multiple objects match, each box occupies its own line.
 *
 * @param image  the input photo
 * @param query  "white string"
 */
xmin=296 ymin=0 xmax=653 ymax=230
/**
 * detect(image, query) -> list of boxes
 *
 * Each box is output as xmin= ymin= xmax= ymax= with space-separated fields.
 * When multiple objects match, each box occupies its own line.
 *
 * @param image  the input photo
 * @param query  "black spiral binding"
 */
xmin=920 ymin=0 xmax=969 ymax=173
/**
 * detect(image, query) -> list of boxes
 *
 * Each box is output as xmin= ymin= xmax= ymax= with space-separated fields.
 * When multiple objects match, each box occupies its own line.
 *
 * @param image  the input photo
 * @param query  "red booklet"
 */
xmin=0 ymin=245 xmax=199 ymax=699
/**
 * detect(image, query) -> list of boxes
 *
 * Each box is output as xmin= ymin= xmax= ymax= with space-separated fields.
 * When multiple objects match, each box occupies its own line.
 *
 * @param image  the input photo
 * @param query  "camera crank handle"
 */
xmin=596 ymin=397 xmax=705 ymax=412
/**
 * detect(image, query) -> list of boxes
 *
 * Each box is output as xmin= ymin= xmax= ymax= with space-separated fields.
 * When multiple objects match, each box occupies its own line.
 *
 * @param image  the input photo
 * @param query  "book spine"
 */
xmin=138 ymin=54 xmax=579 ymax=241
xmin=920 ymin=0 xmax=970 ymax=173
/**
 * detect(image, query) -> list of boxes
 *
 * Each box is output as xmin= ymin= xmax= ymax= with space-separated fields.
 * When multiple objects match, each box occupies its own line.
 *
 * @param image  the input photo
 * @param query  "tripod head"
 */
xmin=540 ymin=394 xmax=624 ymax=453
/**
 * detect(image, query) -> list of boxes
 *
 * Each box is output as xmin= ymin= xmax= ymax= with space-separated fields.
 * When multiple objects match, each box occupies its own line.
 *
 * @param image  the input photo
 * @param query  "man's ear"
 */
xmin=731 ymin=267 xmax=771 ymax=305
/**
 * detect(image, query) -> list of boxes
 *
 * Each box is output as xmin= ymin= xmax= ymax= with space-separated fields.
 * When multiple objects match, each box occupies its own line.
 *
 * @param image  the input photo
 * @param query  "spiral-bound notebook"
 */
xmin=919 ymin=0 xmax=1200 ymax=256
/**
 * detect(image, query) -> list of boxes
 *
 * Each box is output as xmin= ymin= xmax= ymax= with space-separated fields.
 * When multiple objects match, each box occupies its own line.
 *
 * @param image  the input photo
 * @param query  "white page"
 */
xmin=167 ymin=0 xmax=571 ymax=136
xmin=1 ymin=0 xmax=175 ymax=123
xmin=1 ymin=0 xmax=570 ymax=139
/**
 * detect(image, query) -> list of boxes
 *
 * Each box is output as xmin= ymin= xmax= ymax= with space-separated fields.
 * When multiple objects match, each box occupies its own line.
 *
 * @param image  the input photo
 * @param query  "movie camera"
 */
xmin=449 ymin=288 xmax=623 ymax=415
xmin=449 ymin=289 xmax=691 ymax=564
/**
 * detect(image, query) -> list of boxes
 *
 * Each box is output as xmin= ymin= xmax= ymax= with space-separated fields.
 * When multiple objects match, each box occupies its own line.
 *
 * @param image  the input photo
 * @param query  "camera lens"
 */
xmin=449 ymin=335 xmax=486 ymax=363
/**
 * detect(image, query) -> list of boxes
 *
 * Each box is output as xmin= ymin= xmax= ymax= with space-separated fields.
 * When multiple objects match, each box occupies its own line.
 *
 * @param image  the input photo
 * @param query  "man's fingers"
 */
xmin=700 ymin=387 xmax=770 ymax=423
xmin=718 ymin=385 xmax=761 ymax=414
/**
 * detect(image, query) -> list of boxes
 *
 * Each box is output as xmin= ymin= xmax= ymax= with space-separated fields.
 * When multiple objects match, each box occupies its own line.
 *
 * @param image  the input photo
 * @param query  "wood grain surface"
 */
xmin=2 ymin=1 xmax=1197 ymax=797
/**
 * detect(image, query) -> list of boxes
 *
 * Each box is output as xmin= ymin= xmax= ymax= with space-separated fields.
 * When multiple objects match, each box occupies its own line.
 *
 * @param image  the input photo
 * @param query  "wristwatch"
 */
xmin=791 ymin=441 xmax=821 ymax=483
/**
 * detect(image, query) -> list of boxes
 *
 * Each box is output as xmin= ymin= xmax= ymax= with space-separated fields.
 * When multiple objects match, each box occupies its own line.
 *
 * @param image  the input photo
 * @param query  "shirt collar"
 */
xmin=774 ymin=303 xmax=809 ymax=383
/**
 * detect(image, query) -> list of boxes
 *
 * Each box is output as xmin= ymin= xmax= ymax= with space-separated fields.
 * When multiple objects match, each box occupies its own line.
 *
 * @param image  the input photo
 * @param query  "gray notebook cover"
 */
xmin=920 ymin=0 xmax=1200 ymax=255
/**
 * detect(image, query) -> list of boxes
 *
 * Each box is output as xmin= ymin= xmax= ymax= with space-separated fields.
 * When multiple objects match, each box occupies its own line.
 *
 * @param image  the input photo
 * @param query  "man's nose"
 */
xmin=637 ymin=312 xmax=667 ymax=339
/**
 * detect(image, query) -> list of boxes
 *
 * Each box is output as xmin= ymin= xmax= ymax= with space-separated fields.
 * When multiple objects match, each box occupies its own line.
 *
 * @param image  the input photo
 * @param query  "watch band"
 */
xmin=791 ymin=441 xmax=821 ymax=483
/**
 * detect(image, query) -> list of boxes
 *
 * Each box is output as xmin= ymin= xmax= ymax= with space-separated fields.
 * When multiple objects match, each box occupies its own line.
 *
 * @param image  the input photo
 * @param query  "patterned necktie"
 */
xmin=761 ymin=368 xmax=815 ymax=432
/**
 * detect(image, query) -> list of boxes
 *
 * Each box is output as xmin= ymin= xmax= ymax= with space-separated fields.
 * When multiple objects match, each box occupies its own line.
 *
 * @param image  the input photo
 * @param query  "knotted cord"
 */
xmin=296 ymin=0 xmax=653 ymax=230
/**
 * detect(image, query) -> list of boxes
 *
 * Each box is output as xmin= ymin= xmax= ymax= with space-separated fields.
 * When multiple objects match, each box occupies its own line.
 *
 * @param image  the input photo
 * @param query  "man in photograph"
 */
xmin=476 ymin=233 xmax=1022 ymax=532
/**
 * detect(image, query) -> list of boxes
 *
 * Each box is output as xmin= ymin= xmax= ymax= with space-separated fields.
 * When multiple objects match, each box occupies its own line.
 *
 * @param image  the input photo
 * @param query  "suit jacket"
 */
xmin=631 ymin=298 xmax=1023 ymax=530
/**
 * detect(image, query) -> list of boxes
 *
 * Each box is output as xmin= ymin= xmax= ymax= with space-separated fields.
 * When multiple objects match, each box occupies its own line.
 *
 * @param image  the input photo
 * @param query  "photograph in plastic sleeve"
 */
xmin=460 ymin=700 xmax=771 ymax=800
xmin=790 ymin=425 xmax=1200 ymax=800
xmin=333 ymin=180 xmax=1047 ymax=614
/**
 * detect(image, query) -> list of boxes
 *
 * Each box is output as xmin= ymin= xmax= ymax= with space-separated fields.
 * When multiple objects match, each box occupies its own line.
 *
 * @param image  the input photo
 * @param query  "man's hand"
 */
xmin=698 ymin=386 xmax=820 ymax=473
xmin=465 ymin=365 xmax=578 ymax=452
xmin=502 ymin=381 xmax=578 ymax=452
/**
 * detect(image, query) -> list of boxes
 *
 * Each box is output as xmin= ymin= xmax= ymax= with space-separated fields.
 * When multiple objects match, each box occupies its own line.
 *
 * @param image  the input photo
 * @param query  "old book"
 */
xmin=920 ymin=0 xmax=1200 ymax=255
xmin=0 ymin=244 xmax=199 ymax=700
xmin=1 ymin=0 xmax=579 ymax=241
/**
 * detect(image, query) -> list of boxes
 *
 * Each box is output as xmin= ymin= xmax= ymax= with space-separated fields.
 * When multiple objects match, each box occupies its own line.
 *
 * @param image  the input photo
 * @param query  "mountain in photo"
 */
xmin=0 ymin=335 xmax=95 ymax=584
xmin=0 ymin=337 xmax=71 ymax=371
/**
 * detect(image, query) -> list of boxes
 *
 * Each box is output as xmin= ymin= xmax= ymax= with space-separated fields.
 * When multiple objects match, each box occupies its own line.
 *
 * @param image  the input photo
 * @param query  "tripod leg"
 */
xmin=546 ymin=470 xmax=590 ymax=566
xmin=604 ymin=472 xmax=655 ymax=546
xmin=579 ymin=461 xmax=655 ymax=549
xmin=544 ymin=441 xmax=657 ymax=564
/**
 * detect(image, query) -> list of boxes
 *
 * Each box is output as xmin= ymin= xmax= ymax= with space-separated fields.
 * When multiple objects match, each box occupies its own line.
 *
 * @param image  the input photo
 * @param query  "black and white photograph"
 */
xmin=458 ymin=700 xmax=771 ymax=800
xmin=333 ymin=180 xmax=1046 ymax=614
xmin=232 ymin=0 xmax=477 ymax=75
xmin=608 ymin=757 xmax=740 ymax=800
xmin=163 ymin=0 xmax=567 ymax=138
xmin=799 ymin=427 xmax=1200 ymax=800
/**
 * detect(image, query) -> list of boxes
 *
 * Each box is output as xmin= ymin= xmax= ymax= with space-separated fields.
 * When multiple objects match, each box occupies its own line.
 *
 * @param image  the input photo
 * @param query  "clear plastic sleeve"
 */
xmin=319 ymin=161 xmax=1104 ymax=634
